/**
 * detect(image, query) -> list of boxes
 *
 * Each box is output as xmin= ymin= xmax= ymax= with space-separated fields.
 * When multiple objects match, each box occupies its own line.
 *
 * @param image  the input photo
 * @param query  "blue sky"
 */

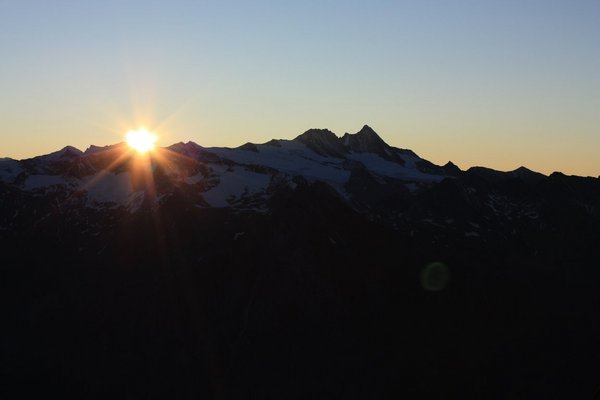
xmin=1 ymin=0 xmax=598 ymax=175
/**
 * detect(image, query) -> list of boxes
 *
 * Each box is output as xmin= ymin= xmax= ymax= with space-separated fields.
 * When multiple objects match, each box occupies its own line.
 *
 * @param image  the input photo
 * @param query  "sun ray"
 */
xmin=77 ymin=146 xmax=134 ymax=192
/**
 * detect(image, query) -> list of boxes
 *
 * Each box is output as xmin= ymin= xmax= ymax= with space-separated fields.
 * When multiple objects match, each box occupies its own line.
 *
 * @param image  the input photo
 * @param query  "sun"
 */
xmin=126 ymin=128 xmax=158 ymax=154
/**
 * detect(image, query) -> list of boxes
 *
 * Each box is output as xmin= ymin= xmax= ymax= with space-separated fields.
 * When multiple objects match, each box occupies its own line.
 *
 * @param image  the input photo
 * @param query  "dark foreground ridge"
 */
xmin=1 ymin=126 xmax=600 ymax=398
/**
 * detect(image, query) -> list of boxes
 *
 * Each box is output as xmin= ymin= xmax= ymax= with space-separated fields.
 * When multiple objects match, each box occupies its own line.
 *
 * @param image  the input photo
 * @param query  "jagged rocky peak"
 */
xmin=340 ymin=125 xmax=408 ymax=165
xmin=295 ymin=128 xmax=339 ymax=144
xmin=442 ymin=161 xmax=462 ymax=176
xmin=31 ymin=145 xmax=83 ymax=162
xmin=168 ymin=141 xmax=203 ymax=151
xmin=294 ymin=128 xmax=347 ymax=157
xmin=168 ymin=141 xmax=204 ymax=157
xmin=341 ymin=125 xmax=391 ymax=154
xmin=353 ymin=124 xmax=384 ymax=140
xmin=84 ymin=143 xmax=127 ymax=155
xmin=61 ymin=145 xmax=83 ymax=156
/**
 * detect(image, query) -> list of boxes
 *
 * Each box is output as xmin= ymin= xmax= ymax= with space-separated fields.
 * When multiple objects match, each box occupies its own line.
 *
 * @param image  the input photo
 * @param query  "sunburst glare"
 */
xmin=126 ymin=128 xmax=158 ymax=154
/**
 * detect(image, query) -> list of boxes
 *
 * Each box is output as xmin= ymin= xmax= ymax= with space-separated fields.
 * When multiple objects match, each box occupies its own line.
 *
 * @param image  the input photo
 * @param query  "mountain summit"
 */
xmin=342 ymin=124 xmax=389 ymax=153
xmin=294 ymin=128 xmax=347 ymax=157
xmin=293 ymin=124 xmax=407 ymax=164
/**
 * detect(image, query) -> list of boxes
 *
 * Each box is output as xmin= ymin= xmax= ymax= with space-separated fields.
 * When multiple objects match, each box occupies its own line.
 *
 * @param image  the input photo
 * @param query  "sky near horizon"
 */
xmin=0 ymin=0 xmax=598 ymax=176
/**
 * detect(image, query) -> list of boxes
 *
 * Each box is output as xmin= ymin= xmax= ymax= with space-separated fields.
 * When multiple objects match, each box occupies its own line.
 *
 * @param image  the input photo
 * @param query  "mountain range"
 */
xmin=2 ymin=125 xmax=600 ymax=398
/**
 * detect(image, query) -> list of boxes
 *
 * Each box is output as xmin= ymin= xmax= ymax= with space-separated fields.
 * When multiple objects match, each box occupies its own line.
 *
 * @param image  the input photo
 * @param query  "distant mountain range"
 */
xmin=1 ymin=124 xmax=598 ymax=237
xmin=1 ymin=124 xmax=590 ymax=211
xmin=2 ymin=126 xmax=600 ymax=398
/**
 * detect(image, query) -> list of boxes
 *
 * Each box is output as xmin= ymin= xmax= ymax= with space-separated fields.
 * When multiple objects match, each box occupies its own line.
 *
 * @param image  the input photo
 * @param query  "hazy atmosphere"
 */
xmin=1 ymin=0 xmax=598 ymax=176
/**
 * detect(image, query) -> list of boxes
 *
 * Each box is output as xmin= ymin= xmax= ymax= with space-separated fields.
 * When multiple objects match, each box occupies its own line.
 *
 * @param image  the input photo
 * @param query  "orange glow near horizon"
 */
xmin=126 ymin=128 xmax=158 ymax=154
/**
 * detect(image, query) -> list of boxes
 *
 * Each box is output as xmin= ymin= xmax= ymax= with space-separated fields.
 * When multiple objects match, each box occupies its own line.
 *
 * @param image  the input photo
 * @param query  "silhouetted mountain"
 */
xmin=442 ymin=161 xmax=462 ymax=176
xmin=1 ymin=126 xmax=599 ymax=399
xmin=511 ymin=166 xmax=546 ymax=183
xmin=466 ymin=165 xmax=547 ymax=184
xmin=295 ymin=128 xmax=347 ymax=157
xmin=342 ymin=124 xmax=388 ymax=152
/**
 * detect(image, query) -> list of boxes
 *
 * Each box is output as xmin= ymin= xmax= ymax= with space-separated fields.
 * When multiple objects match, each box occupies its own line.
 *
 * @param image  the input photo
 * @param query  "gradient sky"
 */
xmin=1 ymin=0 xmax=598 ymax=176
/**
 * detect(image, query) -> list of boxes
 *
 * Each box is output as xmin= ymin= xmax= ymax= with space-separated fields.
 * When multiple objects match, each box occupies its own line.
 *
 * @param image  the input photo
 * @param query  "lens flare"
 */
xmin=420 ymin=262 xmax=450 ymax=291
xmin=126 ymin=128 xmax=157 ymax=154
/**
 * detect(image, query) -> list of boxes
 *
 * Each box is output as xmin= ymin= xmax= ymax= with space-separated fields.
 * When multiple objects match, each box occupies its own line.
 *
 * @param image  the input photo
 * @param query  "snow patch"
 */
xmin=347 ymin=153 xmax=442 ymax=182
xmin=23 ymin=175 xmax=69 ymax=190
xmin=209 ymin=140 xmax=350 ymax=184
xmin=398 ymin=152 xmax=421 ymax=169
xmin=83 ymin=172 xmax=138 ymax=207
xmin=202 ymin=167 xmax=271 ymax=207
xmin=0 ymin=159 xmax=23 ymax=183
